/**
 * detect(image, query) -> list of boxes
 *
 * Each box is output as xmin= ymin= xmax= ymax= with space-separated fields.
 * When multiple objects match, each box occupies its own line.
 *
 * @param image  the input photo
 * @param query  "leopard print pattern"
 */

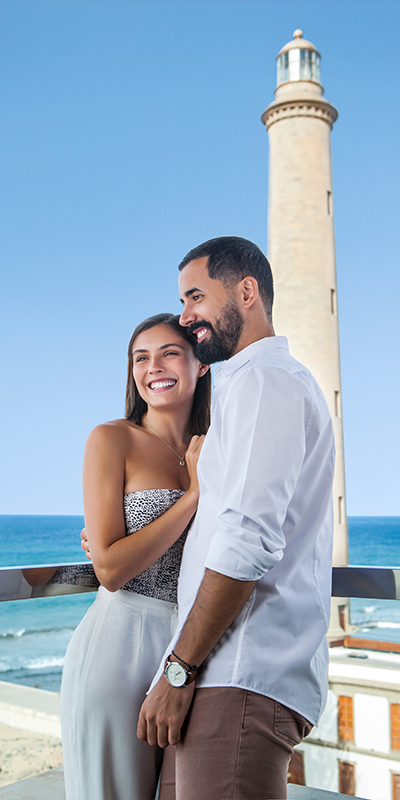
xmin=121 ymin=489 xmax=189 ymax=602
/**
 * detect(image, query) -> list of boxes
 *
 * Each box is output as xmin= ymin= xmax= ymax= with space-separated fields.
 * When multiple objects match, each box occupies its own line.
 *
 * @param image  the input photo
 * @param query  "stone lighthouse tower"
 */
xmin=261 ymin=31 xmax=348 ymax=627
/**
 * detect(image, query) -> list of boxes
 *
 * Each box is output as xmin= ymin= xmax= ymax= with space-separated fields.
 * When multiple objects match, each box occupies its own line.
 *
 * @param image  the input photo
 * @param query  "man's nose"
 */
xmin=179 ymin=305 xmax=196 ymax=327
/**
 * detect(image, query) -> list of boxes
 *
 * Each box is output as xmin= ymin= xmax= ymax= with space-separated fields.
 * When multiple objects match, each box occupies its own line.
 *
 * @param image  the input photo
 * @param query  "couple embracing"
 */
xmin=61 ymin=236 xmax=335 ymax=800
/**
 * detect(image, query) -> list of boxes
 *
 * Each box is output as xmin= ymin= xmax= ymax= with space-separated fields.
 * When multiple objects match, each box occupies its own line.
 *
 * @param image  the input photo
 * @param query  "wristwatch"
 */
xmin=164 ymin=659 xmax=190 ymax=688
xmin=164 ymin=654 xmax=198 ymax=687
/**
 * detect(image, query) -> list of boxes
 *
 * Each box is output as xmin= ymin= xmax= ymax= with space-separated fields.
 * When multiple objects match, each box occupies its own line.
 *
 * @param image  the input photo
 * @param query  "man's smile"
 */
xmin=193 ymin=327 xmax=209 ymax=343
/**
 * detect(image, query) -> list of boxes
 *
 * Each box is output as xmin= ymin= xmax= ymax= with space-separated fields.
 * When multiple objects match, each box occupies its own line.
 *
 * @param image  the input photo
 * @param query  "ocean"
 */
xmin=0 ymin=515 xmax=399 ymax=692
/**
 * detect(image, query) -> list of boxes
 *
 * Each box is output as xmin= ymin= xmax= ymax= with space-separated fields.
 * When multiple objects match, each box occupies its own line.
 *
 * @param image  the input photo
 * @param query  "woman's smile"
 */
xmin=147 ymin=379 xmax=177 ymax=392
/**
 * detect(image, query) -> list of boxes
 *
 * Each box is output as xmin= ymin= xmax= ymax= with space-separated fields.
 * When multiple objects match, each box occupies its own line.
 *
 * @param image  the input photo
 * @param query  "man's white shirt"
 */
xmin=152 ymin=335 xmax=335 ymax=726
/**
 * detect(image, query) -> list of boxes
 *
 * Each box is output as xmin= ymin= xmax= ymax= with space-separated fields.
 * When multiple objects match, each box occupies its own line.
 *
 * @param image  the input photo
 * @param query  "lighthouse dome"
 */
xmin=277 ymin=30 xmax=321 ymax=87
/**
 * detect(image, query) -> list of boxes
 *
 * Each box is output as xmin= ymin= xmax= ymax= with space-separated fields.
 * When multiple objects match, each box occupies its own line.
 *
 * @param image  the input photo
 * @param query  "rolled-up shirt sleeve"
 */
xmin=204 ymin=364 xmax=314 ymax=581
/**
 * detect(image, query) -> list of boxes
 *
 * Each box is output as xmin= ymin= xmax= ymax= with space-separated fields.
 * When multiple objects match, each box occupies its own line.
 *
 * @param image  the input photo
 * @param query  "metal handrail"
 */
xmin=0 ymin=563 xmax=399 ymax=603
xmin=332 ymin=565 xmax=400 ymax=600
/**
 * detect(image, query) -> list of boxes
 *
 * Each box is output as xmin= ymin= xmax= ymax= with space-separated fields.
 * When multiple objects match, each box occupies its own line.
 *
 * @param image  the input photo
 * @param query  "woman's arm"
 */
xmin=83 ymin=424 xmax=202 ymax=592
xmin=22 ymin=567 xmax=59 ymax=587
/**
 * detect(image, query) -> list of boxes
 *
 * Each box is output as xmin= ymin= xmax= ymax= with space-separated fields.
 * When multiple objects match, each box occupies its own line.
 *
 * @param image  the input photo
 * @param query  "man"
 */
xmin=138 ymin=236 xmax=335 ymax=799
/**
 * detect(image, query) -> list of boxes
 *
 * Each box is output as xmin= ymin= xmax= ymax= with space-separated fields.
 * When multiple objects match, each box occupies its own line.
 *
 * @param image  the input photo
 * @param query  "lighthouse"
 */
xmin=261 ymin=31 xmax=348 ymax=630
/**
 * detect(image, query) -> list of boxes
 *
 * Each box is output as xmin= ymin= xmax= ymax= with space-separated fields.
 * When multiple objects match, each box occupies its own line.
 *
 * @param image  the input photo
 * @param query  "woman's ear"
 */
xmin=198 ymin=363 xmax=210 ymax=377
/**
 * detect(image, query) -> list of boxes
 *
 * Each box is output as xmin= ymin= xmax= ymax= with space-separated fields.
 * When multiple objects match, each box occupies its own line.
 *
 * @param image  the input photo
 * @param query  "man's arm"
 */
xmin=137 ymin=569 xmax=256 ymax=748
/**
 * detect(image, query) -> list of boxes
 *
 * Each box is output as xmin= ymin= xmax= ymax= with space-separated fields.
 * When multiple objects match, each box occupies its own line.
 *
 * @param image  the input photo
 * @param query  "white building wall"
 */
xmin=301 ymin=742 xmax=397 ymax=800
xmin=355 ymin=752 xmax=392 ymax=800
xmin=329 ymin=659 xmax=400 ymax=688
xmin=354 ymin=693 xmax=390 ymax=753
xmin=302 ymin=743 xmax=338 ymax=793
xmin=307 ymin=689 xmax=338 ymax=743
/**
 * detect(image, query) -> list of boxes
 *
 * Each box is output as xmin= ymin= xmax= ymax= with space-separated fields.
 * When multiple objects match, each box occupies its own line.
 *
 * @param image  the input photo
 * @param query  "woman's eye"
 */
xmin=135 ymin=356 xmax=147 ymax=363
xmin=165 ymin=351 xmax=179 ymax=357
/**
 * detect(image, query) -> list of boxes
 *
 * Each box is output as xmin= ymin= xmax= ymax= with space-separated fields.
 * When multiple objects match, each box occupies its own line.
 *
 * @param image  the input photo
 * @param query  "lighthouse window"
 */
xmin=277 ymin=47 xmax=321 ymax=86
xmin=338 ymin=496 xmax=344 ymax=524
xmin=331 ymin=289 xmax=337 ymax=315
xmin=299 ymin=49 xmax=321 ymax=83
xmin=300 ymin=50 xmax=308 ymax=79
xmin=327 ymin=190 xmax=332 ymax=214
xmin=334 ymin=391 xmax=341 ymax=418
xmin=277 ymin=52 xmax=290 ymax=85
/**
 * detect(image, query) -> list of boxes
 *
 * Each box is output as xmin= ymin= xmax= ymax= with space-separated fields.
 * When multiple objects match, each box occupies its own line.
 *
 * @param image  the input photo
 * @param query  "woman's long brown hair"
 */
xmin=125 ymin=313 xmax=211 ymax=436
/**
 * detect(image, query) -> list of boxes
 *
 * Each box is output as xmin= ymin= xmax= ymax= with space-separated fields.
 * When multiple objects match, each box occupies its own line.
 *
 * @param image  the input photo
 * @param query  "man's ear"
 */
xmin=240 ymin=276 xmax=259 ymax=307
xmin=198 ymin=363 xmax=210 ymax=377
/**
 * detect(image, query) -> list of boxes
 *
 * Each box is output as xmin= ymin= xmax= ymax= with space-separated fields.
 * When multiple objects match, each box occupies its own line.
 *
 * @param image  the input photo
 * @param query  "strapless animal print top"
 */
xmin=120 ymin=488 xmax=189 ymax=603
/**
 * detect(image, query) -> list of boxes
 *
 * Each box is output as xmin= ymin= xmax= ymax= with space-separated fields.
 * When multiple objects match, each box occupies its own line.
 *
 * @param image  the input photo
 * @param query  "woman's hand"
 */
xmin=81 ymin=527 xmax=92 ymax=560
xmin=185 ymin=435 xmax=205 ymax=498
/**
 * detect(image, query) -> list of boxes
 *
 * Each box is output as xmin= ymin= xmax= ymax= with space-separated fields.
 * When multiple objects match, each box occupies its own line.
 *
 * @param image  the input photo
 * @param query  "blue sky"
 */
xmin=1 ymin=0 xmax=399 ymax=516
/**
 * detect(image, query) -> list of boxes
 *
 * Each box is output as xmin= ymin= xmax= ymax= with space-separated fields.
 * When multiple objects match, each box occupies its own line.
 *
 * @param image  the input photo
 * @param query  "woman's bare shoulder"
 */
xmin=85 ymin=419 xmax=141 ymax=450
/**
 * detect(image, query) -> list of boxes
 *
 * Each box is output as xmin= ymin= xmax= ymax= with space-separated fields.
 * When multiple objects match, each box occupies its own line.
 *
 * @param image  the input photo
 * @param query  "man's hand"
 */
xmin=80 ymin=527 xmax=92 ymax=560
xmin=137 ymin=676 xmax=195 ymax=748
xmin=138 ymin=572 xmax=255 ymax=748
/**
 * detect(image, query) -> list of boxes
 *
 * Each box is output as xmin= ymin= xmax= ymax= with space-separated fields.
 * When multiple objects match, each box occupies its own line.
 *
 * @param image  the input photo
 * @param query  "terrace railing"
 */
xmin=1 ymin=563 xmax=400 ymax=603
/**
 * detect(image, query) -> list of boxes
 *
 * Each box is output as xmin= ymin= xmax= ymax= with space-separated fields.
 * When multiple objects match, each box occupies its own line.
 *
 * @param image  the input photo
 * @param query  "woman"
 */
xmin=60 ymin=313 xmax=211 ymax=800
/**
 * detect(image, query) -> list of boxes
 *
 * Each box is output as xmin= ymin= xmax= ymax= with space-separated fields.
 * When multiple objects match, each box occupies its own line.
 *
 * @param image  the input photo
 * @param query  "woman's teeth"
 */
xmin=149 ymin=380 xmax=176 ymax=390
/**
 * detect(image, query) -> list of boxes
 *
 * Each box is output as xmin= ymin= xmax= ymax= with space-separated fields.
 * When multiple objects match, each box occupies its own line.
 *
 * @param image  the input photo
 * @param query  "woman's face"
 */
xmin=132 ymin=324 xmax=207 ymax=412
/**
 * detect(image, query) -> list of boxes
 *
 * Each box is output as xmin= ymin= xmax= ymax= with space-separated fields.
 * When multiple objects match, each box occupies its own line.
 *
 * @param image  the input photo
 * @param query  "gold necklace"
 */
xmin=146 ymin=420 xmax=187 ymax=467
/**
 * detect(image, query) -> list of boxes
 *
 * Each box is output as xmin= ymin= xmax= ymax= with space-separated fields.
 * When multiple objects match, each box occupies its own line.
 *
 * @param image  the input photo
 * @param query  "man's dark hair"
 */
xmin=178 ymin=236 xmax=274 ymax=320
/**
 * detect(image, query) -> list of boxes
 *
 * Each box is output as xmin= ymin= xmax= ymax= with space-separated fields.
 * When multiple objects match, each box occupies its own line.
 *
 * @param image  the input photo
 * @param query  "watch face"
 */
xmin=165 ymin=661 xmax=187 ymax=687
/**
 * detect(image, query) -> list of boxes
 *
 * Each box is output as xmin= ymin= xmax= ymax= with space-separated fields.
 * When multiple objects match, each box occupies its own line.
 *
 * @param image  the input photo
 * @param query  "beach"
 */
xmin=0 ymin=721 xmax=62 ymax=788
xmin=0 ymin=680 xmax=62 ymax=789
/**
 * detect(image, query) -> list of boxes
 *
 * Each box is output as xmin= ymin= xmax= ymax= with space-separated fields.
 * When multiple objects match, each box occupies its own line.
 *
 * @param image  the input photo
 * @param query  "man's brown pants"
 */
xmin=159 ymin=687 xmax=313 ymax=800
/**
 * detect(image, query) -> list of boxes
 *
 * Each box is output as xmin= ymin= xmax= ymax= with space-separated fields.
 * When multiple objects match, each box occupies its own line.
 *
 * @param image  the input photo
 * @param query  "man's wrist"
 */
xmin=164 ymin=654 xmax=199 ymax=687
xmin=171 ymin=650 xmax=199 ymax=673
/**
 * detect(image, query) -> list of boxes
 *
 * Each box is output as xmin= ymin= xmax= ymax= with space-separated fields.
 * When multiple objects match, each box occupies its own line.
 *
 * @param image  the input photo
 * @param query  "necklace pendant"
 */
xmin=179 ymin=458 xmax=186 ymax=467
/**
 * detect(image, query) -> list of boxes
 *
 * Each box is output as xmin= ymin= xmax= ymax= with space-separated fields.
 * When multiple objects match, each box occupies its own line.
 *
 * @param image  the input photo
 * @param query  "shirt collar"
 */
xmin=215 ymin=336 xmax=289 ymax=378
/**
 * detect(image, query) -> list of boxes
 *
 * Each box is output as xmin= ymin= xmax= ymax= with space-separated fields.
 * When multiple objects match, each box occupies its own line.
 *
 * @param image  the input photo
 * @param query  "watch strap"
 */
xmin=171 ymin=650 xmax=199 ymax=673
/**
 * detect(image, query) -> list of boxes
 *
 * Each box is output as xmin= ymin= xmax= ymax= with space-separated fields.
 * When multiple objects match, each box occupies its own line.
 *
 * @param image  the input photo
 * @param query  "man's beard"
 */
xmin=188 ymin=297 xmax=244 ymax=363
